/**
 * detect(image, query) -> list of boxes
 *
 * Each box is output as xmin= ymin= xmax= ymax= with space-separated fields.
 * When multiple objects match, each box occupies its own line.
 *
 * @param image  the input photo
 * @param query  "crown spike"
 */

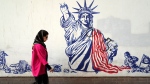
xmin=73 ymin=0 xmax=99 ymax=15
xmin=76 ymin=1 xmax=82 ymax=8
xmin=84 ymin=0 xmax=87 ymax=8
xmin=89 ymin=0 xmax=94 ymax=8
xmin=92 ymin=12 xmax=100 ymax=14
xmin=72 ymin=7 xmax=80 ymax=11
xmin=91 ymin=5 xmax=98 ymax=10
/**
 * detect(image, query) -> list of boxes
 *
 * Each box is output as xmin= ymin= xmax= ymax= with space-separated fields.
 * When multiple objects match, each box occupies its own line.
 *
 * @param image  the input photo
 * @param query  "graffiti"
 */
xmin=0 ymin=0 xmax=149 ymax=76
xmin=64 ymin=69 xmax=70 ymax=73
xmin=51 ymin=64 xmax=62 ymax=72
xmin=3 ymin=64 xmax=11 ymax=73
xmin=0 ymin=50 xmax=65 ymax=74
xmin=0 ymin=50 xmax=31 ymax=74
xmin=63 ymin=69 xmax=77 ymax=73
xmin=139 ymin=54 xmax=150 ymax=73
xmin=105 ymin=38 xmax=118 ymax=64
xmin=124 ymin=52 xmax=150 ymax=73
xmin=71 ymin=71 xmax=77 ymax=73
xmin=0 ymin=50 xmax=11 ymax=73
xmin=0 ymin=50 xmax=8 ymax=70
xmin=124 ymin=52 xmax=139 ymax=73
xmin=59 ymin=0 xmax=129 ymax=73
xmin=10 ymin=60 xmax=31 ymax=74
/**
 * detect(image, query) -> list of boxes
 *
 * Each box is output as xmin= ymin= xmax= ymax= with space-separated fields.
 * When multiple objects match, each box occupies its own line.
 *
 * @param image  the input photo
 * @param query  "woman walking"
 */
xmin=31 ymin=30 xmax=53 ymax=84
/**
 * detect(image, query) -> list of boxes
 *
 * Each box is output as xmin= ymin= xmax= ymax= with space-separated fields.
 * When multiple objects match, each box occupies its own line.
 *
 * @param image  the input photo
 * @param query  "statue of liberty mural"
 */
xmin=60 ymin=0 xmax=130 ymax=73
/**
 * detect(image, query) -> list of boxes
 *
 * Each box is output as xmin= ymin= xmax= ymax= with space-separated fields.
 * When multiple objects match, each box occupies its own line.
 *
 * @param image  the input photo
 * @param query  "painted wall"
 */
xmin=0 ymin=0 xmax=150 ymax=77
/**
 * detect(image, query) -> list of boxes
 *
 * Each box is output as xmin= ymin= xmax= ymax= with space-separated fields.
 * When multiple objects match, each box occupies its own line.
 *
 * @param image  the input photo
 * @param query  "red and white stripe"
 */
xmin=91 ymin=29 xmax=130 ymax=73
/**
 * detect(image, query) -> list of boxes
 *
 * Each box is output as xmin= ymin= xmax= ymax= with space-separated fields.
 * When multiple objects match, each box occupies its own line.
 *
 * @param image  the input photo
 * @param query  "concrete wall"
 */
xmin=0 ymin=0 xmax=150 ymax=77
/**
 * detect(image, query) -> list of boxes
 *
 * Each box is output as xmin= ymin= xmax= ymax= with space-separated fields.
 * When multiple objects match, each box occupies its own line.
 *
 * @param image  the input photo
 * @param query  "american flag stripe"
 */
xmin=91 ymin=29 xmax=130 ymax=73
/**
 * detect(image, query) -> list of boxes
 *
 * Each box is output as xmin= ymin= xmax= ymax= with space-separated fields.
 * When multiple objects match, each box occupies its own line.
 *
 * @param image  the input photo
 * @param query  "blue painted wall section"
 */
xmin=0 ymin=50 xmax=11 ymax=73
xmin=0 ymin=50 xmax=31 ymax=74
xmin=10 ymin=60 xmax=31 ymax=74
xmin=124 ymin=51 xmax=150 ymax=73
xmin=0 ymin=0 xmax=150 ymax=75
xmin=50 ymin=64 xmax=62 ymax=72
xmin=59 ymin=0 xmax=131 ymax=73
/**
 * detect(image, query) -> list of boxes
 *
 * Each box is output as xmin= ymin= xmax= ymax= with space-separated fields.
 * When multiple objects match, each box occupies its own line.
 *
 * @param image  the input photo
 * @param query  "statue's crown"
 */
xmin=73 ymin=0 xmax=100 ymax=15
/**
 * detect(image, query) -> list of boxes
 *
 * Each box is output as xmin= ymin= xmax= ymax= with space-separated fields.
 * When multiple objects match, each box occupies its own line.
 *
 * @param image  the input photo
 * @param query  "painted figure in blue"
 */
xmin=0 ymin=50 xmax=11 ymax=73
xmin=10 ymin=60 xmax=31 ymax=74
xmin=3 ymin=64 xmax=11 ymax=73
xmin=0 ymin=51 xmax=8 ymax=70
xmin=139 ymin=54 xmax=150 ymax=73
xmin=105 ymin=38 xmax=118 ymax=64
xmin=51 ymin=64 xmax=62 ymax=72
xmin=124 ymin=51 xmax=139 ymax=72
xmin=60 ymin=0 xmax=98 ymax=72
xmin=60 ymin=0 xmax=129 ymax=73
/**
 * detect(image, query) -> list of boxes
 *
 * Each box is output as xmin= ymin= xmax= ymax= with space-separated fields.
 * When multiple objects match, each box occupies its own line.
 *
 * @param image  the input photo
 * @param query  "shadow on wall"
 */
xmin=97 ymin=16 xmax=150 ymax=46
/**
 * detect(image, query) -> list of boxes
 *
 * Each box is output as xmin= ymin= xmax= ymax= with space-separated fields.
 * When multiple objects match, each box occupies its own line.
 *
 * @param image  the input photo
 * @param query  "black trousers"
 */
xmin=34 ymin=73 xmax=49 ymax=84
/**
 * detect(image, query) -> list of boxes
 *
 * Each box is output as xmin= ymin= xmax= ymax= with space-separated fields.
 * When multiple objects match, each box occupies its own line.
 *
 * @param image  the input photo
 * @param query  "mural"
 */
xmin=59 ymin=0 xmax=150 ymax=74
xmin=0 ymin=50 xmax=31 ymax=74
xmin=124 ymin=52 xmax=150 ymax=73
xmin=0 ymin=0 xmax=150 ymax=76
xmin=0 ymin=50 xmax=64 ymax=74
xmin=0 ymin=50 xmax=11 ymax=73
xmin=50 ymin=64 xmax=62 ymax=72
xmin=10 ymin=60 xmax=31 ymax=74
xmin=59 ymin=0 xmax=131 ymax=73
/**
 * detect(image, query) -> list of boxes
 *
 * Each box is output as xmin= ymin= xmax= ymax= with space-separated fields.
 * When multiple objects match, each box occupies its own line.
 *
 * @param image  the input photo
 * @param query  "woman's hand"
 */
xmin=49 ymin=68 xmax=54 ymax=73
